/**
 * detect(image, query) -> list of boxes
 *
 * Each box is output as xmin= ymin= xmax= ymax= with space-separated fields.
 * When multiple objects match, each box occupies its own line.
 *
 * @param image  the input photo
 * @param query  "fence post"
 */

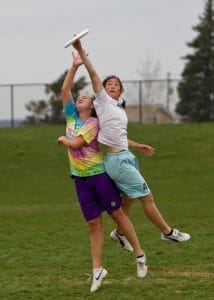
xmin=139 ymin=80 xmax=143 ymax=123
xmin=166 ymin=72 xmax=171 ymax=110
xmin=10 ymin=85 xmax=14 ymax=127
xmin=210 ymin=92 xmax=214 ymax=120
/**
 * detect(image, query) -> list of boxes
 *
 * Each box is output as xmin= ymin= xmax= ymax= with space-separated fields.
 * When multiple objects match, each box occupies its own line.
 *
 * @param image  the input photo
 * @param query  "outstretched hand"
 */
xmin=72 ymin=39 xmax=88 ymax=68
xmin=136 ymin=144 xmax=155 ymax=157
xmin=73 ymin=39 xmax=82 ymax=51
xmin=57 ymin=136 xmax=67 ymax=146
xmin=72 ymin=51 xmax=84 ymax=68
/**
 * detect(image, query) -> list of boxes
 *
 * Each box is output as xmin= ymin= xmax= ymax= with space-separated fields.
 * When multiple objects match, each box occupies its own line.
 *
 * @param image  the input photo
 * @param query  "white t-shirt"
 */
xmin=94 ymin=89 xmax=128 ymax=150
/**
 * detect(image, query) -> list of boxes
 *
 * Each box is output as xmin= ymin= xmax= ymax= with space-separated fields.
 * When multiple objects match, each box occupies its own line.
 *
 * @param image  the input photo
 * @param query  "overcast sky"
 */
xmin=0 ymin=0 xmax=206 ymax=84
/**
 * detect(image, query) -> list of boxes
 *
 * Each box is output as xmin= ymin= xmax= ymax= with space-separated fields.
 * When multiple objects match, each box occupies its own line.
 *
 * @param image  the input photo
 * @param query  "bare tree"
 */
xmin=137 ymin=56 xmax=165 ymax=122
xmin=137 ymin=55 xmax=164 ymax=104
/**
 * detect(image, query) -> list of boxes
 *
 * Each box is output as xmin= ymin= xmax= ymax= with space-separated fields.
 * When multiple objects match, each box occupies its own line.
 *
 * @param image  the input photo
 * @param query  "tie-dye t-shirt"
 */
xmin=63 ymin=100 xmax=105 ymax=177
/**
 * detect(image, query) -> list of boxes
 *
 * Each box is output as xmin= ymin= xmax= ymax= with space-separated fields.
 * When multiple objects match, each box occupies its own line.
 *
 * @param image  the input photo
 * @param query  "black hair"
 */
xmin=118 ymin=98 xmax=126 ymax=109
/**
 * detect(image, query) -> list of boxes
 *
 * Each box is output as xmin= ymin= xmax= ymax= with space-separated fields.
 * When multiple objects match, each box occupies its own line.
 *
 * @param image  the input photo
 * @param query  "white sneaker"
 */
xmin=136 ymin=254 xmax=148 ymax=278
xmin=90 ymin=267 xmax=108 ymax=292
xmin=161 ymin=229 xmax=191 ymax=242
xmin=110 ymin=230 xmax=133 ymax=252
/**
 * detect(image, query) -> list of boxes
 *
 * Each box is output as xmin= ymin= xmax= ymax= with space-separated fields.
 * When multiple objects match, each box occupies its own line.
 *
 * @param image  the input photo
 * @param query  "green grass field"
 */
xmin=0 ymin=123 xmax=213 ymax=299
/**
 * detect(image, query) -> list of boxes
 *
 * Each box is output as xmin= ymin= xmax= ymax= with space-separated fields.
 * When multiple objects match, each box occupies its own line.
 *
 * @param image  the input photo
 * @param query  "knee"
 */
xmin=141 ymin=193 xmax=155 ymax=206
xmin=88 ymin=218 xmax=102 ymax=233
xmin=122 ymin=199 xmax=132 ymax=209
xmin=121 ymin=196 xmax=134 ymax=213
xmin=111 ymin=208 xmax=126 ymax=225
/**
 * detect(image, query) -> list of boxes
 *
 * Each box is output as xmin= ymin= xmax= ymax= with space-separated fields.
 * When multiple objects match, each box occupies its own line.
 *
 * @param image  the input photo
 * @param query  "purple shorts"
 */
xmin=73 ymin=172 xmax=122 ymax=221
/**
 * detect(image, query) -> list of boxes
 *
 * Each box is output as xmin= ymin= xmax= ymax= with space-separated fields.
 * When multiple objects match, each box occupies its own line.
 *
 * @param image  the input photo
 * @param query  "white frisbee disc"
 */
xmin=64 ymin=29 xmax=90 ymax=48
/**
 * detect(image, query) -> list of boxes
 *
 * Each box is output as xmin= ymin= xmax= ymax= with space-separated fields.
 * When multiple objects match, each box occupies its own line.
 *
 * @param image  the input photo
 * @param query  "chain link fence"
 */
xmin=0 ymin=78 xmax=181 ymax=127
xmin=122 ymin=79 xmax=180 ymax=123
xmin=0 ymin=83 xmax=48 ymax=127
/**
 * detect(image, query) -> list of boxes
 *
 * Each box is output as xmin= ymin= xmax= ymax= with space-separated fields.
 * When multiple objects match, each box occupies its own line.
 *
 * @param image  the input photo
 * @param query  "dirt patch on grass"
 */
xmin=149 ymin=267 xmax=213 ymax=276
xmin=0 ymin=204 xmax=68 ymax=213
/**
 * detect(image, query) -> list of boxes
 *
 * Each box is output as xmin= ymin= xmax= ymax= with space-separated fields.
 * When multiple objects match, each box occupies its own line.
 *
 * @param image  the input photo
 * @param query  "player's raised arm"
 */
xmin=73 ymin=40 xmax=103 ymax=94
xmin=61 ymin=52 xmax=83 ymax=106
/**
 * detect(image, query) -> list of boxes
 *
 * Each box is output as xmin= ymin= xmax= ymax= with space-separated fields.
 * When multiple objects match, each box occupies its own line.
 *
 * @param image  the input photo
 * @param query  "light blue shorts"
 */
xmin=104 ymin=150 xmax=151 ymax=199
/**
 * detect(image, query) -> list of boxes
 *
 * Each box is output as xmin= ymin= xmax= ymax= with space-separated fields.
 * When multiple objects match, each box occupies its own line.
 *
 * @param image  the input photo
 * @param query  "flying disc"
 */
xmin=64 ymin=29 xmax=90 ymax=48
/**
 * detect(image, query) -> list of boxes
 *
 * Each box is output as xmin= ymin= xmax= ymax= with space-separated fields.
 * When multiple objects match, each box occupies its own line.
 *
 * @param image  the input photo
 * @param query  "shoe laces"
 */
xmin=173 ymin=229 xmax=183 ymax=238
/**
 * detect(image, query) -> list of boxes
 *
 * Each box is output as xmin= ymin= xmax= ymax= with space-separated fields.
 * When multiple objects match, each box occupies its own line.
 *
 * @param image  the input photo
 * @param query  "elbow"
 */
xmin=88 ymin=69 xmax=98 ymax=80
xmin=61 ymin=87 xmax=71 ymax=103
xmin=69 ymin=143 xmax=82 ymax=150
xmin=91 ymin=72 xmax=98 ymax=80
xmin=61 ymin=87 xmax=67 ymax=97
xmin=61 ymin=85 xmax=71 ymax=96
xmin=72 ymin=145 xmax=81 ymax=150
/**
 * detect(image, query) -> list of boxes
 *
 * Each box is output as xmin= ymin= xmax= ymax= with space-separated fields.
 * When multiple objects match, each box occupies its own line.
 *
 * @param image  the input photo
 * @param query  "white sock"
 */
xmin=136 ymin=252 xmax=145 ymax=259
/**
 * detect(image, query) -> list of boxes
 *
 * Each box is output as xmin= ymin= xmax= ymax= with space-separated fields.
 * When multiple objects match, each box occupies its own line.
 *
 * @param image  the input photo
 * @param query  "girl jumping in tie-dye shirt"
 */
xmin=57 ymin=51 xmax=147 ymax=293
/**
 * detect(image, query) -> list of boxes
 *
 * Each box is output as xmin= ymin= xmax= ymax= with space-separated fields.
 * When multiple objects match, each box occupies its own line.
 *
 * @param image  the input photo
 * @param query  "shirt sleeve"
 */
xmin=63 ymin=99 xmax=78 ymax=121
xmin=76 ymin=118 xmax=99 ymax=144
xmin=94 ymin=89 xmax=111 ymax=105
